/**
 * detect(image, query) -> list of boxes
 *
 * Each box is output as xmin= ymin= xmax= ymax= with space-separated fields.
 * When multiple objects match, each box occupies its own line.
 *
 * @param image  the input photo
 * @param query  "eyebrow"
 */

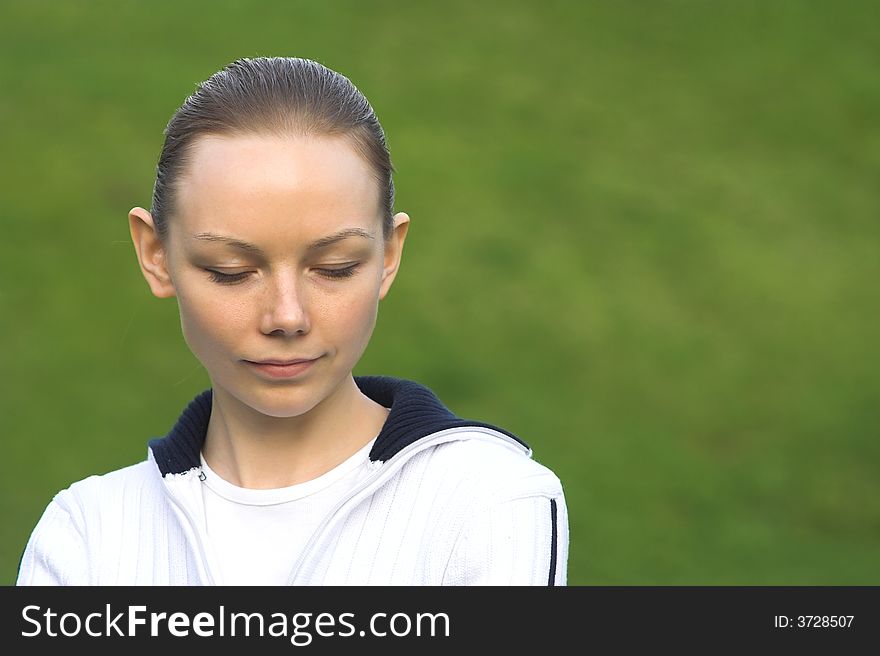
xmin=191 ymin=227 xmax=375 ymax=253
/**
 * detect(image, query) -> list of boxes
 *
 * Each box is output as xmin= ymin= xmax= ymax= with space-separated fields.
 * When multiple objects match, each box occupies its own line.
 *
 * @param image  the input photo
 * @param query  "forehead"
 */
xmin=173 ymin=133 xmax=381 ymax=244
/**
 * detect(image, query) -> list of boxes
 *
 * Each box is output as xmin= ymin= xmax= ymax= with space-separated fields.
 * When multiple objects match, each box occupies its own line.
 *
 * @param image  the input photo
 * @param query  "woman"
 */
xmin=17 ymin=57 xmax=569 ymax=585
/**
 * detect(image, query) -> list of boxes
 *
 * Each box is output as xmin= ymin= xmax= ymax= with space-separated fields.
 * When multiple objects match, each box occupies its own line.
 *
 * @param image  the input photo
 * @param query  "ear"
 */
xmin=379 ymin=212 xmax=410 ymax=300
xmin=128 ymin=207 xmax=176 ymax=298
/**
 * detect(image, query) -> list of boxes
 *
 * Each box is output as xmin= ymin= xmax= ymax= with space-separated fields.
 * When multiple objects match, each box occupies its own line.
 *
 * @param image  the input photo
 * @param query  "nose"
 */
xmin=260 ymin=270 xmax=310 ymax=337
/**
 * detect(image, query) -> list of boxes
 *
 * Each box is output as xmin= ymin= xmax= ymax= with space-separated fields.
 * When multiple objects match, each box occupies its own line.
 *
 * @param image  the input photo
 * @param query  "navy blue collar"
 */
xmin=148 ymin=375 xmax=527 ymax=476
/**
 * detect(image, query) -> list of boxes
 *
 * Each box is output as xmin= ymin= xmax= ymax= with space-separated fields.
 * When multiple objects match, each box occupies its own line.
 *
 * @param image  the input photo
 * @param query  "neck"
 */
xmin=201 ymin=375 xmax=389 ymax=489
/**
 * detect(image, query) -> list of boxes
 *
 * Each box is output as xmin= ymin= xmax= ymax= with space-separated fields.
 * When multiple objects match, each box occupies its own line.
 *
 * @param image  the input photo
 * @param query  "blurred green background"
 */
xmin=1 ymin=0 xmax=878 ymax=585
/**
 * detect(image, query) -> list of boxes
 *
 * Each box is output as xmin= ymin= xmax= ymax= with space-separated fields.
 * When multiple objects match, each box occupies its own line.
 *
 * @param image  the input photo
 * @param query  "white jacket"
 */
xmin=17 ymin=376 xmax=569 ymax=585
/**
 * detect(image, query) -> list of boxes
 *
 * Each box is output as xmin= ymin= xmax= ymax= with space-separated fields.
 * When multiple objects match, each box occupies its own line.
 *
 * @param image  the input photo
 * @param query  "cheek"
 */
xmin=176 ymin=287 xmax=249 ymax=360
xmin=321 ymin=282 xmax=380 ymax=342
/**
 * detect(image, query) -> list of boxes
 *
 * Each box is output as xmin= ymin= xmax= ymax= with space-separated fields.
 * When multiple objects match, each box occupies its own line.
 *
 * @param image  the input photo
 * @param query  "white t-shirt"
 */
xmin=199 ymin=438 xmax=376 ymax=585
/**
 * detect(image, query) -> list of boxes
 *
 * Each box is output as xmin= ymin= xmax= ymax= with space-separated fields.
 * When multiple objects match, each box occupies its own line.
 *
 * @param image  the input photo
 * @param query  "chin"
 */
xmin=231 ymin=373 xmax=351 ymax=418
xmin=242 ymin=387 xmax=324 ymax=418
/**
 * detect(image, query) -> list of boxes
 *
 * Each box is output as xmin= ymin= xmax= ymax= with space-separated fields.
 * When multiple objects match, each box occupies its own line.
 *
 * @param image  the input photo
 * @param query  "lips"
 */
xmin=250 ymin=358 xmax=317 ymax=365
xmin=244 ymin=356 xmax=321 ymax=380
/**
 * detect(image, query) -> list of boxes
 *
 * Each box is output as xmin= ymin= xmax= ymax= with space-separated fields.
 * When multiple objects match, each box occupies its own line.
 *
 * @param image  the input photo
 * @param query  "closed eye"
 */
xmin=315 ymin=264 xmax=360 ymax=279
xmin=205 ymin=269 xmax=251 ymax=285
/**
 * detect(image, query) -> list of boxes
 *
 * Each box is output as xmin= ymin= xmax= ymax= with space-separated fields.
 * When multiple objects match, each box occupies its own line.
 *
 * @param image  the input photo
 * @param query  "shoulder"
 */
xmin=53 ymin=459 xmax=159 ymax=517
xmin=392 ymin=433 xmax=569 ymax=585
xmin=17 ymin=459 xmax=158 ymax=585
xmin=399 ymin=430 xmax=565 ymax=504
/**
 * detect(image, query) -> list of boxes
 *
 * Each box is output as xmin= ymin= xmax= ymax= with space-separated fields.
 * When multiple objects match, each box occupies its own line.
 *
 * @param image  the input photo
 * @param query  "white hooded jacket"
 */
xmin=17 ymin=376 xmax=569 ymax=585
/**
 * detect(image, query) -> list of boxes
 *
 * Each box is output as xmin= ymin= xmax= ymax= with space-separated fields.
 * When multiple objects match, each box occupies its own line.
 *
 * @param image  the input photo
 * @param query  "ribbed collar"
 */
xmin=148 ymin=375 xmax=527 ymax=476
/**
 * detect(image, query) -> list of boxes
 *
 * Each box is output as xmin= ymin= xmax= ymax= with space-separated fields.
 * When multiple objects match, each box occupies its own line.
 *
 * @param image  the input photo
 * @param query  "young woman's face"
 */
xmin=147 ymin=133 xmax=407 ymax=418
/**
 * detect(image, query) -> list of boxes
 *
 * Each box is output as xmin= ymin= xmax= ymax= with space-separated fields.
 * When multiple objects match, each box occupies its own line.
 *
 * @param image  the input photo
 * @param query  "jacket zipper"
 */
xmin=163 ymin=470 xmax=220 ymax=585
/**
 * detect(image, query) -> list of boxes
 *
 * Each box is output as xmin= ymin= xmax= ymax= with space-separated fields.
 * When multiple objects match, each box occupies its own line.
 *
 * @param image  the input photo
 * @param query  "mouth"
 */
xmin=244 ymin=356 xmax=321 ymax=379
xmin=250 ymin=358 xmax=318 ymax=366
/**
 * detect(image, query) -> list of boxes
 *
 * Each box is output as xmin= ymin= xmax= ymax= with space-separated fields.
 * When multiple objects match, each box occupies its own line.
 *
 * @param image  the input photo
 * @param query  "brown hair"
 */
xmin=150 ymin=57 xmax=395 ymax=241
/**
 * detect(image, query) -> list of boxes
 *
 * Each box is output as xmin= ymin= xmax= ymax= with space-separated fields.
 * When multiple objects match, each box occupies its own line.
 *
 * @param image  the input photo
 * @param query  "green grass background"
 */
xmin=1 ymin=0 xmax=877 ymax=585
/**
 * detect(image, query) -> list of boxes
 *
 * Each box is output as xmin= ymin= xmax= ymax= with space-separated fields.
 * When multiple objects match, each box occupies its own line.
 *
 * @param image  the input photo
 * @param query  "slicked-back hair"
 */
xmin=150 ymin=57 xmax=395 ymax=241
